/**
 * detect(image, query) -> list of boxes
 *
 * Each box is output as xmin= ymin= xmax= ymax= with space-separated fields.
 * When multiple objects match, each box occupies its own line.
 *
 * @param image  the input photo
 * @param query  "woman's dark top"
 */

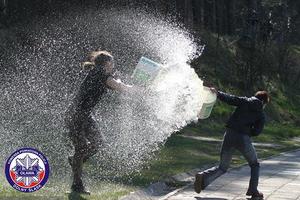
xmin=70 ymin=67 xmax=110 ymax=118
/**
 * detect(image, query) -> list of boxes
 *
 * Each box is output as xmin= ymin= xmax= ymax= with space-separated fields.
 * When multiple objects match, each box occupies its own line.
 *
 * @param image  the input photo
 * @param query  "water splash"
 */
xmin=0 ymin=7 xmax=204 ymax=188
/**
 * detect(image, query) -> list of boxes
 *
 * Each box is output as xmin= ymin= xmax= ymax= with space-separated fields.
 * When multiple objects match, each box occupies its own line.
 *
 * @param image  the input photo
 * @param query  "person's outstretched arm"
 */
xmin=106 ymin=76 xmax=136 ymax=93
xmin=217 ymin=91 xmax=249 ymax=106
xmin=210 ymin=88 xmax=248 ymax=106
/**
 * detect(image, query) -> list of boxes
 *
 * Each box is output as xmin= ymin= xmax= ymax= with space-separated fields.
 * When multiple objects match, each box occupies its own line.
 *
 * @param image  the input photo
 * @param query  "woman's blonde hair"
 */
xmin=81 ymin=50 xmax=113 ymax=70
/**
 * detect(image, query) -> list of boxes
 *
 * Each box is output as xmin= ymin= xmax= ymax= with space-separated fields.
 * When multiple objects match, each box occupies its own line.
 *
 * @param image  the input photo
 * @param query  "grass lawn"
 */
xmin=0 ymin=178 xmax=133 ymax=200
xmin=128 ymin=121 xmax=300 ymax=187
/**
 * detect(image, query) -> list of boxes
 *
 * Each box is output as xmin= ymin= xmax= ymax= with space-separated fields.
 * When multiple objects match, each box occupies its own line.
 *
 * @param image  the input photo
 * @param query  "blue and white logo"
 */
xmin=5 ymin=147 xmax=50 ymax=193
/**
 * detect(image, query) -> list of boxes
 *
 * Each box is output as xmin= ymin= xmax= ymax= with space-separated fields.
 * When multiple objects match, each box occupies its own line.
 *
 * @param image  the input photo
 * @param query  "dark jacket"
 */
xmin=217 ymin=91 xmax=265 ymax=136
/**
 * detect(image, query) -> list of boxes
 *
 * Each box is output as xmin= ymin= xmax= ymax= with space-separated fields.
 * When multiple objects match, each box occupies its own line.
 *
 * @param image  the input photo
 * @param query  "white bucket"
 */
xmin=198 ymin=87 xmax=217 ymax=119
xmin=132 ymin=57 xmax=163 ymax=86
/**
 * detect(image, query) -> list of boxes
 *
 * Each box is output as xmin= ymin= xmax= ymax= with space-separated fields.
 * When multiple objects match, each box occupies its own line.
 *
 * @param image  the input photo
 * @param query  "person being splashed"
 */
xmin=65 ymin=50 xmax=136 ymax=194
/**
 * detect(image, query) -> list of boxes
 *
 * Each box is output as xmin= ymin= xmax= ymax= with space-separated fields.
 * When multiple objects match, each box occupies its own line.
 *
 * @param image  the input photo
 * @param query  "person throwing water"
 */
xmin=194 ymin=89 xmax=270 ymax=200
xmin=65 ymin=50 xmax=136 ymax=194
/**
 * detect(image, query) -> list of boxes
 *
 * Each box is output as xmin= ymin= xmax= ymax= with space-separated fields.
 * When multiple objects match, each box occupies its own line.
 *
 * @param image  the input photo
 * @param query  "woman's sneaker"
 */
xmin=194 ymin=172 xmax=204 ymax=193
xmin=71 ymin=184 xmax=91 ymax=195
xmin=71 ymin=183 xmax=91 ymax=195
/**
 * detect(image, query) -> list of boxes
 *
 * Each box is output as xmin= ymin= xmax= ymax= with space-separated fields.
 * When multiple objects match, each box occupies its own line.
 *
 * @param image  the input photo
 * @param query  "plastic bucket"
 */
xmin=198 ymin=87 xmax=217 ymax=119
xmin=132 ymin=57 xmax=163 ymax=86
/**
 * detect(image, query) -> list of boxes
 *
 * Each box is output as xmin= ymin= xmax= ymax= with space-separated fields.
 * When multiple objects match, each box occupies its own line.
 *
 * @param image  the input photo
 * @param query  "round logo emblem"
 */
xmin=5 ymin=147 xmax=50 ymax=193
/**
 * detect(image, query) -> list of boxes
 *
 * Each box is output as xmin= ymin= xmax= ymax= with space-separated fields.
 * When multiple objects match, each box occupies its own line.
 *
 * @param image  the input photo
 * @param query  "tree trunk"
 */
xmin=2 ymin=0 xmax=7 ymax=15
xmin=184 ymin=0 xmax=193 ymax=28
xmin=200 ymin=0 xmax=204 ymax=29
xmin=277 ymin=3 xmax=290 ymax=80
xmin=176 ymin=0 xmax=185 ymax=22
xmin=212 ymin=0 xmax=217 ymax=32
xmin=169 ymin=0 xmax=177 ymax=15
xmin=194 ymin=0 xmax=204 ymax=29
xmin=217 ymin=0 xmax=224 ymax=34
xmin=227 ymin=0 xmax=235 ymax=35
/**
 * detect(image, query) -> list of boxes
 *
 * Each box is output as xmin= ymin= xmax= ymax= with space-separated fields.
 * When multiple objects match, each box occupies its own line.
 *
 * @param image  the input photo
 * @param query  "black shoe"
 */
xmin=194 ymin=172 xmax=204 ymax=194
xmin=71 ymin=183 xmax=91 ymax=195
xmin=246 ymin=190 xmax=264 ymax=200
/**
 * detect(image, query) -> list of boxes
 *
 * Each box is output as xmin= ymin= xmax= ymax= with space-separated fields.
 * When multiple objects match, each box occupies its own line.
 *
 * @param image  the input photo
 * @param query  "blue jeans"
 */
xmin=202 ymin=128 xmax=260 ymax=193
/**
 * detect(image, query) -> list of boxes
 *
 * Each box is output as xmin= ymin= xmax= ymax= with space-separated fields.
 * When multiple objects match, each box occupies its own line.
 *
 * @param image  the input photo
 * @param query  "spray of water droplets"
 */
xmin=0 ymin=7 xmax=205 ymax=188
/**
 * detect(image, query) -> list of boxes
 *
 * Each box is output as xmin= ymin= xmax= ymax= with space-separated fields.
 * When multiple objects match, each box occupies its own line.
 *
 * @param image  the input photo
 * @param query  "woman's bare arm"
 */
xmin=106 ymin=76 xmax=134 ymax=93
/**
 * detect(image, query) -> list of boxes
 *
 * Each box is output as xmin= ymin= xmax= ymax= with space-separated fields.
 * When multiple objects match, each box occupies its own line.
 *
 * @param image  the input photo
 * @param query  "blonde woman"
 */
xmin=65 ymin=51 xmax=134 ymax=194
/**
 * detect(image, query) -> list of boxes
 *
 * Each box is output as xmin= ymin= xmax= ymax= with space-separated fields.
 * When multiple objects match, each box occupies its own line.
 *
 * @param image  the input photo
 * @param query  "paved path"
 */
xmin=165 ymin=150 xmax=300 ymax=200
xmin=180 ymin=135 xmax=282 ymax=148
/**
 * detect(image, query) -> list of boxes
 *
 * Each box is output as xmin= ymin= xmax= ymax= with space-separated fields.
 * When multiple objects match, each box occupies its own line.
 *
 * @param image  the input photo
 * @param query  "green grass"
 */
xmin=259 ymin=123 xmax=300 ymax=141
xmin=128 ymin=135 xmax=220 ymax=186
xmin=0 ymin=177 xmax=134 ymax=200
xmin=128 ymin=121 xmax=300 ymax=187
